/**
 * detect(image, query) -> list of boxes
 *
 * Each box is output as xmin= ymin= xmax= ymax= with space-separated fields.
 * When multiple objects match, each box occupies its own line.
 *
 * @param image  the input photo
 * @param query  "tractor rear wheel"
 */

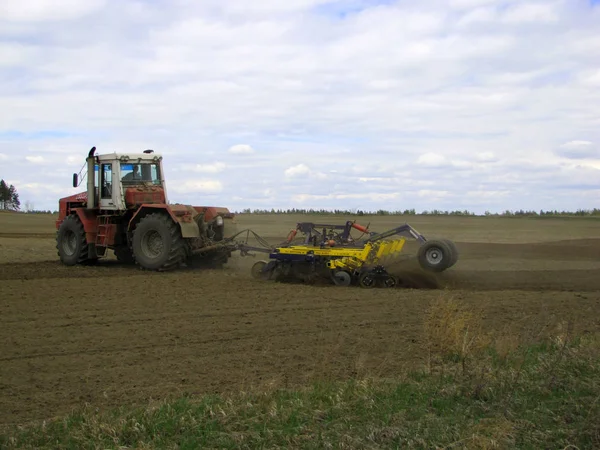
xmin=56 ymin=214 xmax=90 ymax=265
xmin=132 ymin=213 xmax=185 ymax=271
xmin=114 ymin=246 xmax=135 ymax=264
xmin=417 ymin=240 xmax=453 ymax=272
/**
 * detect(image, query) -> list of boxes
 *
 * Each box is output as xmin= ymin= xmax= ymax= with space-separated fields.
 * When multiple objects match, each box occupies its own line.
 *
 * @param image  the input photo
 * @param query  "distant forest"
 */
xmin=234 ymin=208 xmax=600 ymax=217
xmin=10 ymin=206 xmax=600 ymax=218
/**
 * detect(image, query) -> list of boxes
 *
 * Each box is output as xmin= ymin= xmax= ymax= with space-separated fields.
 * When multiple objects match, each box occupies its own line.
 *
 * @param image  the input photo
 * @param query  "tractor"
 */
xmin=55 ymin=146 xmax=235 ymax=271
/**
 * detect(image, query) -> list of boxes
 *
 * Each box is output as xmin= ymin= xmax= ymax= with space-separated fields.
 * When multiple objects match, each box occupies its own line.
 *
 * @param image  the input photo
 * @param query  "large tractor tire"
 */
xmin=131 ymin=212 xmax=186 ymax=271
xmin=56 ymin=214 xmax=92 ymax=265
xmin=417 ymin=239 xmax=453 ymax=272
xmin=114 ymin=246 xmax=135 ymax=264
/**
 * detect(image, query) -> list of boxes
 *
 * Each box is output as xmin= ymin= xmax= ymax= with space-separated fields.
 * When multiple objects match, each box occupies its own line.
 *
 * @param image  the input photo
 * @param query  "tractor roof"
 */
xmin=95 ymin=151 xmax=163 ymax=162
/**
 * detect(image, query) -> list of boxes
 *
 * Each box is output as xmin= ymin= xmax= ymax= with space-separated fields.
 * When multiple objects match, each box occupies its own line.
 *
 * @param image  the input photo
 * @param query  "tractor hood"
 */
xmin=59 ymin=191 xmax=88 ymax=206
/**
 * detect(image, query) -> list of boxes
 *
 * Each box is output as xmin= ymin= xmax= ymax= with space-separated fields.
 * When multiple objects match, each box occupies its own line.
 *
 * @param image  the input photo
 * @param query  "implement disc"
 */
xmin=332 ymin=270 xmax=352 ymax=286
xmin=251 ymin=260 xmax=271 ymax=280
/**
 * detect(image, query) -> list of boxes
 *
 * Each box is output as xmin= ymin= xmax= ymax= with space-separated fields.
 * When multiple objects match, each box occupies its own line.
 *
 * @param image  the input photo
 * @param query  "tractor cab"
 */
xmin=73 ymin=148 xmax=167 ymax=211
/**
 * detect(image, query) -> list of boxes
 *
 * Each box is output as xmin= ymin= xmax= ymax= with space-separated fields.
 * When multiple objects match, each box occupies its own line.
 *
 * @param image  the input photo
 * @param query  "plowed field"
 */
xmin=1 ymin=212 xmax=600 ymax=426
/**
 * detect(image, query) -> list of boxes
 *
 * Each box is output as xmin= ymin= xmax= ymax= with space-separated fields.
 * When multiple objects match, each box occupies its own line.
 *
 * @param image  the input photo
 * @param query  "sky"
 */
xmin=0 ymin=0 xmax=599 ymax=214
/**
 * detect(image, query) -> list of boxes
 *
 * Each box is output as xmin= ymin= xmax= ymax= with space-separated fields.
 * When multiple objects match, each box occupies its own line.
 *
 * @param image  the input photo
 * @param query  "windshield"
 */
xmin=120 ymin=163 xmax=161 ymax=185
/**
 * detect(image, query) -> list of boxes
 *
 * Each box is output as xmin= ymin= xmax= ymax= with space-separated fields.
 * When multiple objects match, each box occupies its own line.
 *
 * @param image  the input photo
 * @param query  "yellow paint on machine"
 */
xmin=273 ymin=238 xmax=407 ymax=272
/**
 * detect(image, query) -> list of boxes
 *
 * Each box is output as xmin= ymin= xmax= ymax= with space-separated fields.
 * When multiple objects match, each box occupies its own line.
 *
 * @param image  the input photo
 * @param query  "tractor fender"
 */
xmin=128 ymin=204 xmax=201 ymax=238
xmin=70 ymin=208 xmax=99 ymax=244
xmin=193 ymin=206 xmax=233 ymax=222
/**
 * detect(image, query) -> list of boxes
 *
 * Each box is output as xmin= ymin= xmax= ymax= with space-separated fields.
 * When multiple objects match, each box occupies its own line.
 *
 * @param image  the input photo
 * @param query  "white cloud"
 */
xmin=450 ymin=0 xmax=504 ymax=9
xmin=25 ymin=155 xmax=45 ymax=164
xmin=475 ymin=151 xmax=497 ymax=162
xmin=0 ymin=153 xmax=8 ymax=161
xmin=578 ymin=69 xmax=600 ymax=87
xmin=0 ymin=0 xmax=106 ymax=22
xmin=556 ymin=140 xmax=597 ymax=159
xmin=284 ymin=163 xmax=311 ymax=178
xmin=21 ymin=182 xmax=64 ymax=194
xmin=169 ymin=179 xmax=223 ymax=194
xmin=65 ymin=155 xmax=83 ymax=166
xmin=228 ymin=144 xmax=255 ymax=154
xmin=284 ymin=163 xmax=328 ymax=180
xmin=501 ymin=3 xmax=559 ymax=24
xmin=456 ymin=7 xmax=497 ymax=26
xmin=291 ymin=192 xmax=400 ymax=203
xmin=0 ymin=0 xmax=599 ymax=214
xmin=417 ymin=190 xmax=450 ymax=198
xmin=416 ymin=153 xmax=447 ymax=167
xmin=190 ymin=162 xmax=227 ymax=173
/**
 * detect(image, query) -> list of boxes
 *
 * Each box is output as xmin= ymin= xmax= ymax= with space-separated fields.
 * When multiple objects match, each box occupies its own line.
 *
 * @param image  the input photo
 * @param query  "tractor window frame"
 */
xmin=100 ymin=163 xmax=112 ymax=199
xmin=120 ymin=162 xmax=162 ymax=186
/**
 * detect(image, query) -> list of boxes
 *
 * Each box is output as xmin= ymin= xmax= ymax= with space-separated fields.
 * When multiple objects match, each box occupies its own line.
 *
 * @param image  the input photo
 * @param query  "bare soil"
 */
xmin=1 ymin=212 xmax=600 ymax=426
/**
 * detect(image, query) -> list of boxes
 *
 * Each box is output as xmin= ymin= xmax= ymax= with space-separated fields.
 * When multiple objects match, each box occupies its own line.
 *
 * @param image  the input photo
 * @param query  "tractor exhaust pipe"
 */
xmin=87 ymin=146 xmax=96 ymax=209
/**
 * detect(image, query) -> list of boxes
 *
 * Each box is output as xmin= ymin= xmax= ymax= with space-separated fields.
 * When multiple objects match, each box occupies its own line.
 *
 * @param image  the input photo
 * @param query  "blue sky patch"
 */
xmin=313 ymin=0 xmax=396 ymax=19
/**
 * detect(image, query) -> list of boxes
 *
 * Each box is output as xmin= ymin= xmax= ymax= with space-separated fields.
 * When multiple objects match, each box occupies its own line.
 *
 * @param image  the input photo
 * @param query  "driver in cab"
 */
xmin=122 ymin=165 xmax=142 ymax=181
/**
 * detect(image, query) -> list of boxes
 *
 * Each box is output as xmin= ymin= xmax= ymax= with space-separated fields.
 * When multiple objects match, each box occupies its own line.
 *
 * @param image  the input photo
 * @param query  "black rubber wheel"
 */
xmin=131 ymin=213 xmax=185 ymax=271
xmin=381 ymin=275 xmax=398 ymax=288
xmin=114 ymin=246 xmax=135 ymax=264
xmin=443 ymin=239 xmax=459 ymax=267
xmin=359 ymin=271 xmax=377 ymax=288
xmin=417 ymin=240 xmax=453 ymax=272
xmin=56 ymin=214 xmax=90 ymax=265
xmin=332 ymin=270 xmax=352 ymax=286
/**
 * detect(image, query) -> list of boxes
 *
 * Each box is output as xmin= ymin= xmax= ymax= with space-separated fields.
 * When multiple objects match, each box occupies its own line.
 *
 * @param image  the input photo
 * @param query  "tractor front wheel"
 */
xmin=56 ymin=214 xmax=91 ymax=265
xmin=132 ymin=213 xmax=185 ymax=271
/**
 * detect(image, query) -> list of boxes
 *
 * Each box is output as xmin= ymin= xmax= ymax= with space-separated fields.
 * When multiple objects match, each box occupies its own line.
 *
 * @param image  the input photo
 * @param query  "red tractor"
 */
xmin=55 ymin=147 xmax=235 ymax=271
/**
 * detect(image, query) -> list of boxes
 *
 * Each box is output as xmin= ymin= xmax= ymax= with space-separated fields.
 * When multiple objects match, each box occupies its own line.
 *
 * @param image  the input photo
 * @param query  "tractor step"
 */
xmin=95 ymin=215 xmax=112 ymax=248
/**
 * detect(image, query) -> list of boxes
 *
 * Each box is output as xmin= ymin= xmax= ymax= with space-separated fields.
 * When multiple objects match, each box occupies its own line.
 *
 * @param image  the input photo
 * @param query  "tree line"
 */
xmin=235 ymin=207 xmax=600 ymax=217
xmin=0 ymin=179 xmax=20 ymax=211
xmin=1 ymin=179 xmax=598 ymax=218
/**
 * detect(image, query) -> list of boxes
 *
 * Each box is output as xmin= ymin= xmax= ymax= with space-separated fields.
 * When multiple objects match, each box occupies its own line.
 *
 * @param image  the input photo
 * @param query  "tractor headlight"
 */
xmin=215 ymin=215 xmax=224 ymax=227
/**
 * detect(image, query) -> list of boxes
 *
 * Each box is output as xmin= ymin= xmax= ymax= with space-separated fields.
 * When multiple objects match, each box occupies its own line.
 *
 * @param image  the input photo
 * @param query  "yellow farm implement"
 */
xmin=231 ymin=220 xmax=458 ymax=288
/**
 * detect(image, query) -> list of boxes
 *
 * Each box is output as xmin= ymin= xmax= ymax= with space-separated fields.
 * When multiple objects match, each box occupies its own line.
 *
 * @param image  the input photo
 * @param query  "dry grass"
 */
xmin=424 ymin=294 xmax=491 ymax=374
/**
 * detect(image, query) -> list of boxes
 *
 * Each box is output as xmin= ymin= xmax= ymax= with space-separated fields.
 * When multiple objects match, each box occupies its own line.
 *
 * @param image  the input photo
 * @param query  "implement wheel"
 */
xmin=417 ymin=239 xmax=453 ymax=272
xmin=443 ymin=239 xmax=459 ymax=267
xmin=359 ymin=271 xmax=377 ymax=289
xmin=332 ymin=270 xmax=352 ymax=287
xmin=251 ymin=260 xmax=272 ymax=280
xmin=381 ymin=275 xmax=398 ymax=288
